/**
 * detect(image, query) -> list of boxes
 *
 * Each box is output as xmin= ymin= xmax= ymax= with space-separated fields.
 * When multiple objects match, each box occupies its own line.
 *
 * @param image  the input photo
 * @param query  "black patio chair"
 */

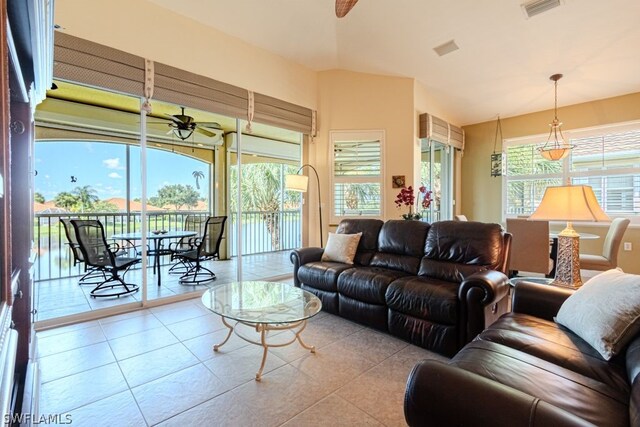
xmin=71 ymin=219 xmax=140 ymax=298
xmin=168 ymin=215 xmax=207 ymax=276
xmin=61 ymin=218 xmax=107 ymax=286
xmin=176 ymin=216 xmax=227 ymax=285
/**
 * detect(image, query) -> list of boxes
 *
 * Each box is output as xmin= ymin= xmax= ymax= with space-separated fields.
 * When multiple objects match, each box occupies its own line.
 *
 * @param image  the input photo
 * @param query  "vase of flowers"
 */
xmin=395 ymin=185 xmax=433 ymax=220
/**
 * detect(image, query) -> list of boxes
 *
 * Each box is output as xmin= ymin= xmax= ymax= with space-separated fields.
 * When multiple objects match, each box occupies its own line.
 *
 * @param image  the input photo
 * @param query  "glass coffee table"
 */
xmin=201 ymin=281 xmax=322 ymax=381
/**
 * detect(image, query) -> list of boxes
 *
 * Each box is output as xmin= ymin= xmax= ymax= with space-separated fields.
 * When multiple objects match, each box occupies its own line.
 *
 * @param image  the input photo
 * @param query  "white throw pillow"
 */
xmin=321 ymin=232 xmax=363 ymax=265
xmin=555 ymin=268 xmax=640 ymax=360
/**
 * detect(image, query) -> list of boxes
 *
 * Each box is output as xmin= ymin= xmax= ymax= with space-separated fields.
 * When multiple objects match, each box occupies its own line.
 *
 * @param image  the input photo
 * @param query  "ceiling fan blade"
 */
xmin=166 ymin=129 xmax=174 ymax=135
xmin=336 ymin=0 xmax=358 ymax=18
xmin=196 ymin=122 xmax=223 ymax=129
xmin=195 ymin=127 xmax=217 ymax=138
xmin=164 ymin=114 xmax=184 ymax=124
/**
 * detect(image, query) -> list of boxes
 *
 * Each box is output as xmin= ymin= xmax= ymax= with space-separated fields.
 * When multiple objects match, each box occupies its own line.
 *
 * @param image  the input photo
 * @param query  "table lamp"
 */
xmin=285 ymin=164 xmax=324 ymax=247
xmin=529 ymin=185 xmax=609 ymax=288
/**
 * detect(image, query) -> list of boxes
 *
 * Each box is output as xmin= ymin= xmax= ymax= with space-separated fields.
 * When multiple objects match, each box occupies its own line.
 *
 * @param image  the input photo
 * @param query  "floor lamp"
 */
xmin=285 ymin=164 xmax=323 ymax=247
xmin=529 ymin=185 xmax=609 ymax=288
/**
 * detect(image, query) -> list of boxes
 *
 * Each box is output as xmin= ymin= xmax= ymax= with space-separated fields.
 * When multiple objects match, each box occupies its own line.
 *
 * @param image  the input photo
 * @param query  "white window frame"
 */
xmin=502 ymin=119 xmax=640 ymax=223
xmin=329 ymin=130 xmax=385 ymax=224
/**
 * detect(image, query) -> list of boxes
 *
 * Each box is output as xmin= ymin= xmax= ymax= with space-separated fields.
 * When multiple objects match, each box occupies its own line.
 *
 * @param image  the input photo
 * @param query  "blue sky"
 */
xmin=35 ymin=141 xmax=210 ymax=201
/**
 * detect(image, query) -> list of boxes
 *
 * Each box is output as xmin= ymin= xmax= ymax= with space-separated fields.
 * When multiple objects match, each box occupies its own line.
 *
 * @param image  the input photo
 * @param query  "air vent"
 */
xmin=433 ymin=40 xmax=459 ymax=57
xmin=522 ymin=0 xmax=562 ymax=18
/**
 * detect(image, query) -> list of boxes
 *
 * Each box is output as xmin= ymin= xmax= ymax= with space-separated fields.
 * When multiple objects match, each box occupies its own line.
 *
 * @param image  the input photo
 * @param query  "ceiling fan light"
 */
xmin=173 ymin=128 xmax=194 ymax=140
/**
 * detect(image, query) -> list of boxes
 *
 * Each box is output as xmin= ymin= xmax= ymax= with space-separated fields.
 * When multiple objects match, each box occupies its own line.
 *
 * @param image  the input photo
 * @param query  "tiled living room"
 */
xmin=2 ymin=0 xmax=640 ymax=427
xmin=37 ymin=293 xmax=447 ymax=426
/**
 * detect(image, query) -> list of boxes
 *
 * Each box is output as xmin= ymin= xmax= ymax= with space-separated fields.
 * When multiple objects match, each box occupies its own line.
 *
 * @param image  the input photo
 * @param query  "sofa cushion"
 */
xmin=421 ymin=221 xmax=504 ymax=279
xmin=385 ymin=276 xmax=459 ymax=324
xmin=556 ymin=268 xmax=640 ymax=360
xmin=451 ymin=340 xmax=630 ymax=427
xmin=417 ymin=259 xmax=487 ymax=283
xmin=337 ymin=267 xmax=409 ymax=305
xmin=377 ymin=220 xmax=430 ymax=257
xmin=478 ymin=312 xmax=629 ymax=392
xmin=297 ymin=261 xmax=354 ymax=292
xmin=321 ymin=232 xmax=362 ymax=264
xmin=336 ymin=219 xmax=384 ymax=265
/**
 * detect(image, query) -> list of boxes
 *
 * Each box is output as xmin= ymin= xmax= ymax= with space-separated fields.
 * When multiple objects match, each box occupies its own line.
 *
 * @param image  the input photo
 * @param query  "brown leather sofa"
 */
xmin=290 ymin=219 xmax=512 ymax=356
xmin=404 ymin=280 xmax=639 ymax=426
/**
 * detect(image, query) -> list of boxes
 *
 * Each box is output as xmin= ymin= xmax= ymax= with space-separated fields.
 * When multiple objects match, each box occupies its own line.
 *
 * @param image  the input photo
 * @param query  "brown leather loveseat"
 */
xmin=404 ymin=281 xmax=639 ymax=426
xmin=290 ymin=219 xmax=512 ymax=357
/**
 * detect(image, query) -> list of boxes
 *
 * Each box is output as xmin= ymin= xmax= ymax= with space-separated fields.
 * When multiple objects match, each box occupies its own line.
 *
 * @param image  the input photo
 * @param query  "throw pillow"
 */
xmin=321 ymin=232 xmax=362 ymax=264
xmin=555 ymin=268 xmax=640 ymax=360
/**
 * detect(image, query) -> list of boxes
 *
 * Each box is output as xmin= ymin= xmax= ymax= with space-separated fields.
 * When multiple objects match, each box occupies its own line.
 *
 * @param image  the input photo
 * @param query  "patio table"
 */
xmin=111 ymin=231 xmax=197 ymax=286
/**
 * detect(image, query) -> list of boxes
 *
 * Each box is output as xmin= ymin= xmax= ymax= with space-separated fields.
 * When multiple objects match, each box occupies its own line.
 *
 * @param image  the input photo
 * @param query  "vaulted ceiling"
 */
xmin=147 ymin=0 xmax=640 ymax=125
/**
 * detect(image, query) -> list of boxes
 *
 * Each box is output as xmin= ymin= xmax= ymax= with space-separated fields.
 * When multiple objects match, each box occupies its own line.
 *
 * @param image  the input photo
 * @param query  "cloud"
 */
xmin=108 ymin=172 xmax=122 ymax=179
xmin=103 ymin=158 xmax=124 ymax=170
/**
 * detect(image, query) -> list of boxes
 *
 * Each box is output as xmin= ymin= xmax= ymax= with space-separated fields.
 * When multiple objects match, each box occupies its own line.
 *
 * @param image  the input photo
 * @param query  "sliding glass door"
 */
xmin=420 ymin=140 xmax=454 ymax=222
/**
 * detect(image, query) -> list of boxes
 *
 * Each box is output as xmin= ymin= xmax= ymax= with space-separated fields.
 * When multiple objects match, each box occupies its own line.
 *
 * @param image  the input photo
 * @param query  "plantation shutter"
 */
xmin=332 ymin=137 xmax=382 ymax=219
xmin=419 ymin=113 xmax=464 ymax=150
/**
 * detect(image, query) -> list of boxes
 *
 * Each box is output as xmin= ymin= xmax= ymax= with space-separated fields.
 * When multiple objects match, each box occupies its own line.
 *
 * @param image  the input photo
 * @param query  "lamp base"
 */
xmin=551 ymin=234 xmax=583 ymax=288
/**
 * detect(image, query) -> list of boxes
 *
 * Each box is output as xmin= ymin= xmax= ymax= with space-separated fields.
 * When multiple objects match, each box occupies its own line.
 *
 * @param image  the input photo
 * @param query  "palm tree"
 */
xmin=73 ymin=186 xmax=99 ymax=213
xmin=230 ymin=163 xmax=282 ymax=250
xmin=54 ymin=192 xmax=79 ymax=211
xmin=192 ymin=170 xmax=205 ymax=190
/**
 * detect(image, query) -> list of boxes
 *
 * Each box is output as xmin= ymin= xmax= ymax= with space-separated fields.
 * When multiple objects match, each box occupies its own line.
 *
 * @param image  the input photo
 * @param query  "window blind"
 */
xmin=53 ymin=34 xmax=315 ymax=135
xmin=54 ymin=32 xmax=145 ymax=97
xmin=419 ymin=113 xmax=464 ymax=150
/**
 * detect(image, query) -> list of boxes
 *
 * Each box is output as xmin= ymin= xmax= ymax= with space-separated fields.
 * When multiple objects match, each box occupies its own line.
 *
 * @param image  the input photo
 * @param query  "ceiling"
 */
xmin=146 ymin=0 xmax=640 ymax=125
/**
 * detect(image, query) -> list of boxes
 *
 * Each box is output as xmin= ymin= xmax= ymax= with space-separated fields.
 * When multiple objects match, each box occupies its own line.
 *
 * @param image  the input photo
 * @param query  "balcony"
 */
xmin=34 ymin=210 xmax=300 ymax=322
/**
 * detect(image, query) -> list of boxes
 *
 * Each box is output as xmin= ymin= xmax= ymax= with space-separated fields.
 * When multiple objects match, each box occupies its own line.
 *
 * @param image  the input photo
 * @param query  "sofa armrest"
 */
xmin=458 ymin=270 xmax=510 ymax=344
xmin=405 ymin=360 xmax=594 ymax=427
xmin=290 ymin=247 xmax=324 ymax=287
xmin=512 ymin=281 xmax=575 ymax=321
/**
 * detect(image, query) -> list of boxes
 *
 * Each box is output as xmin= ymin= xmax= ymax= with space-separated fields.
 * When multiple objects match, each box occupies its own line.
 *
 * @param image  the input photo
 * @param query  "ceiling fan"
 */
xmin=335 ymin=0 xmax=359 ymax=18
xmin=154 ymin=107 xmax=223 ymax=141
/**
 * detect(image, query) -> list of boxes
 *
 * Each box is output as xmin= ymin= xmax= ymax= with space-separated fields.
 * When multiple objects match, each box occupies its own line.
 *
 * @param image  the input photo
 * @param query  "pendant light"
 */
xmin=538 ymin=74 xmax=574 ymax=161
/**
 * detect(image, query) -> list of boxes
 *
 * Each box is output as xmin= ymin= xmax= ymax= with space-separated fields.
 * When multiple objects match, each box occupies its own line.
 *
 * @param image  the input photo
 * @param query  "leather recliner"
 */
xmin=291 ymin=219 xmax=512 ymax=356
xmin=404 ymin=281 xmax=639 ymax=426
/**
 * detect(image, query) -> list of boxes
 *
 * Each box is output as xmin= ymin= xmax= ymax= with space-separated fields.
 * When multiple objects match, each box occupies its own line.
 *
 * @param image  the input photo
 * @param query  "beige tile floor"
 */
xmin=35 ymin=251 xmax=293 ymax=322
xmin=37 ymin=289 xmax=448 ymax=426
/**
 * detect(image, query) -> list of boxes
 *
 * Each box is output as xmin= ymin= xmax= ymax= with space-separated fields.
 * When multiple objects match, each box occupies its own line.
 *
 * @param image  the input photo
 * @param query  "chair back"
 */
xmin=61 ymin=218 xmax=84 ymax=263
xmin=71 ymin=219 xmax=115 ymax=269
xmin=506 ymin=218 xmax=551 ymax=274
xmin=197 ymin=216 xmax=227 ymax=258
xmin=177 ymin=215 xmax=207 ymax=250
xmin=454 ymin=215 xmax=468 ymax=221
xmin=602 ymin=218 xmax=631 ymax=264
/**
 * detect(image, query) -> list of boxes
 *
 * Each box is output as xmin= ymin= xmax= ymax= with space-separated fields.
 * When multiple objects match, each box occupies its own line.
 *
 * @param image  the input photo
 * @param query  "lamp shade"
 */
xmin=285 ymin=174 xmax=309 ymax=192
xmin=529 ymin=185 xmax=610 ymax=222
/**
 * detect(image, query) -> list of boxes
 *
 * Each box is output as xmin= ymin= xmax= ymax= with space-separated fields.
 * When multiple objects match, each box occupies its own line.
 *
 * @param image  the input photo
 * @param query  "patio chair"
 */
xmin=71 ymin=219 xmax=141 ymax=297
xmin=176 ymin=216 xmax=227 ymax=285
xmin=168 ymin=215 xmax=207 ymax=276
xmin=61 ymin=218 xmax=106 ymax=286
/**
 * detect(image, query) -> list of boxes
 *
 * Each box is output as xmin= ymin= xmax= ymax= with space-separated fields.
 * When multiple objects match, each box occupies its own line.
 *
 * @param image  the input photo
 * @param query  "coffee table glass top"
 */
xmin=201 ymin=281 xmax=322 ymax=324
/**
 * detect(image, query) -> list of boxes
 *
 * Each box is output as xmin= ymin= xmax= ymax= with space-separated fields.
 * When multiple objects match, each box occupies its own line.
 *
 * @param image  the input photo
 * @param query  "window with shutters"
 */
xmin=330 ymin=130 xmax=384 ymax=223
xmin=503 ymin=121 xmax=640 ymax=219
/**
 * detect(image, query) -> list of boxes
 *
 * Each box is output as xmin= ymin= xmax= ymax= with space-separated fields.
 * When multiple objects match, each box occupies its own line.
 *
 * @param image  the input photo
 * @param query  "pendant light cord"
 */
xmin=493 ymin=116 xmax=503 ymax=154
